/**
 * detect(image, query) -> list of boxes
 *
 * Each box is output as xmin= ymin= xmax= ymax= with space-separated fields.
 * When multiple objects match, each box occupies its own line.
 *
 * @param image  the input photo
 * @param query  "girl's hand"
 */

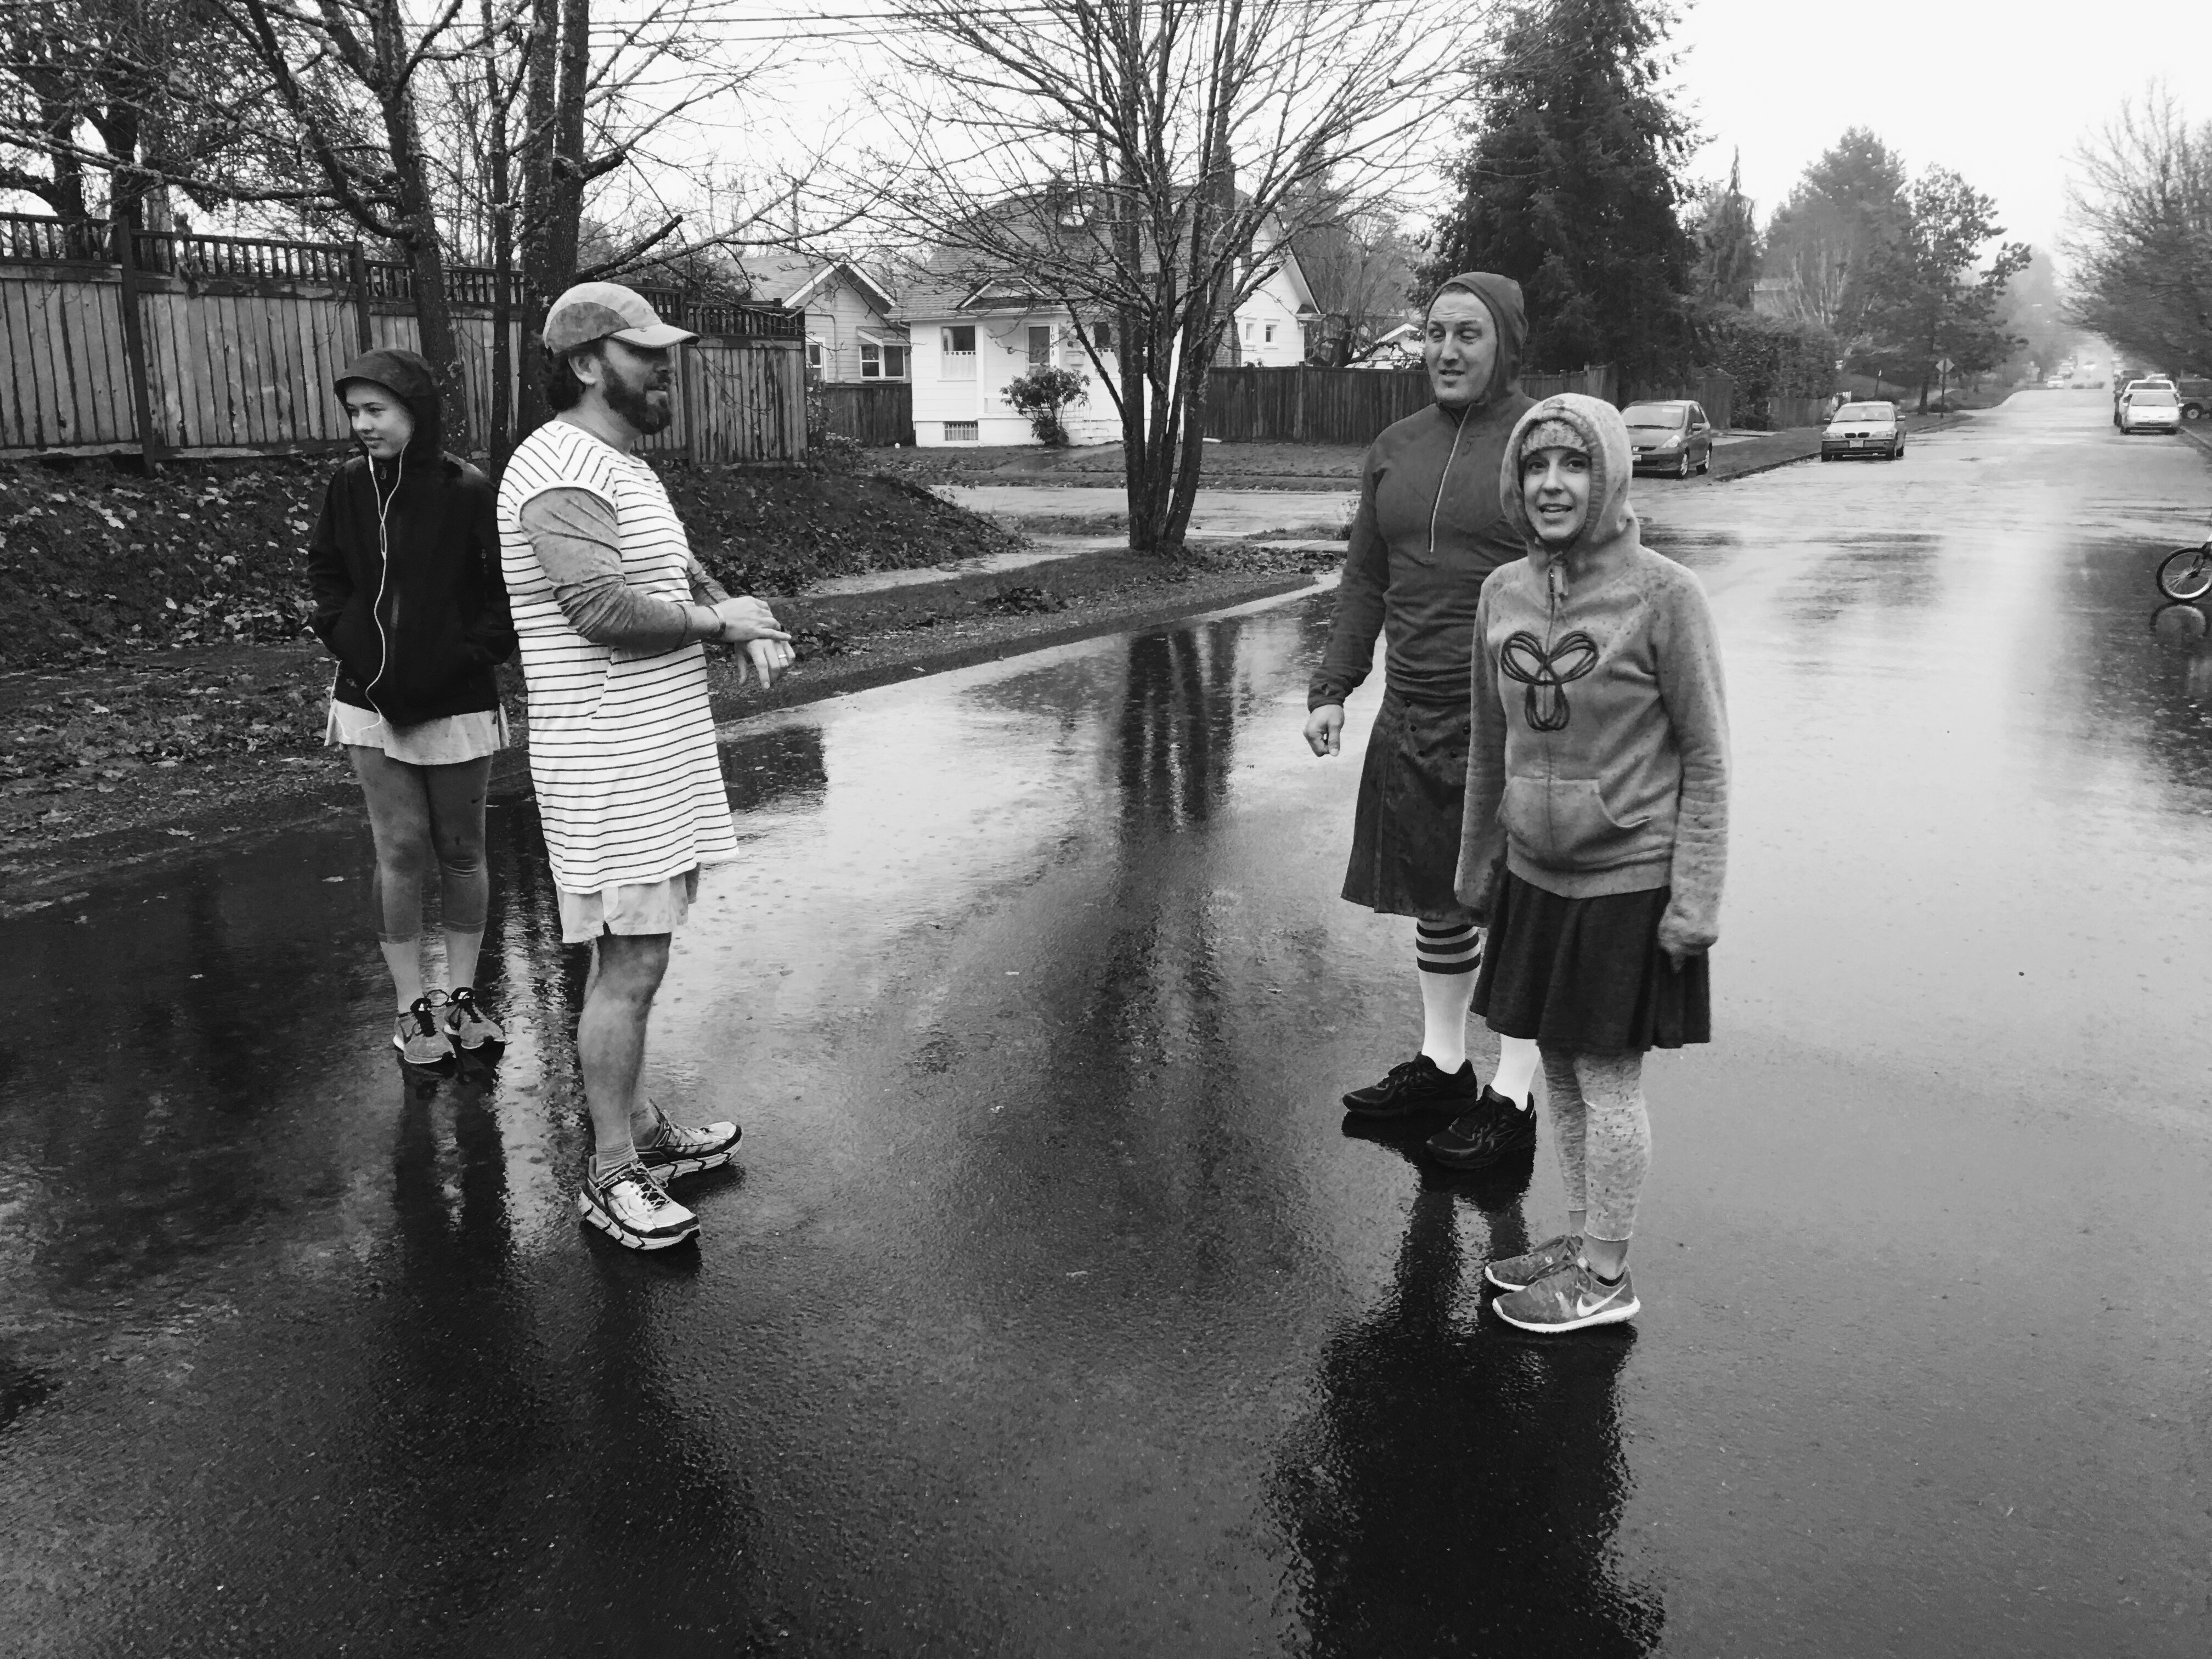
xmin=740 ymin=636 xmax=794 ymax=687
xmin=1304 ymin=703 xmax=1345 ymax=757
xmin=1656 ymin=906 xmax=1716 ymax=967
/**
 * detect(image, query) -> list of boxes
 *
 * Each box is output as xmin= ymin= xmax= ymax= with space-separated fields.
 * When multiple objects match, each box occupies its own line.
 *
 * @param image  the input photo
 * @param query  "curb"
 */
xmin=1708 ymin=411 xmax=1977 ymax=484
xmin=0 ymin=570 xmax=1319 ymax=917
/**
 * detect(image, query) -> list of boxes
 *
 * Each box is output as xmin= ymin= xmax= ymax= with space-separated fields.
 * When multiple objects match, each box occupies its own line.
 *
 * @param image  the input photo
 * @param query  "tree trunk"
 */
xmin=384 ymin=88 xmax=470 ymax=449
xmin=514 ymin=0 xmax=562 ymax=442
xmin=483 ymin=0 xmax=514 ymax=473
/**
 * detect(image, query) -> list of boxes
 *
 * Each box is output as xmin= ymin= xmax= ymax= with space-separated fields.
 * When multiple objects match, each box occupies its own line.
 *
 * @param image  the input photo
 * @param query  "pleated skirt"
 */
xmin=1473 ymin=869 xmax=1712 ymax=1053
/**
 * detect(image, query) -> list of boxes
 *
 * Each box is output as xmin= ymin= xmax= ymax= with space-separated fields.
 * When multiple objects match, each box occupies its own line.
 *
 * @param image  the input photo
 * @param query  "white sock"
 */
xmin=1417 ymin=964 xmax=1476 ymax=1074
xmin=1491 ymin=1034 xmax=1539 ymax=1109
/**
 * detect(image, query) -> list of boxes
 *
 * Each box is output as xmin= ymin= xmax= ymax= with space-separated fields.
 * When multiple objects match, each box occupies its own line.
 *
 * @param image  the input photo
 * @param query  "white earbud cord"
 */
xmin=363 ymin=444 xmax=404 ymax=708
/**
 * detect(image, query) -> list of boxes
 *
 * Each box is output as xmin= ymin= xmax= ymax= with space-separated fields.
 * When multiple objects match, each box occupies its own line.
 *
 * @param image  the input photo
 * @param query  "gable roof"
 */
xmin=740 ymin=252 xmax=900 ymax=316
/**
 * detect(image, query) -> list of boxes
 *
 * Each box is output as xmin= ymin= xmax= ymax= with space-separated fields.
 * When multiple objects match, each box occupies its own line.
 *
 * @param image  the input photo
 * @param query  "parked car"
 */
xmin=2118 ymin=385 xmax=2182 ymax=433
xmin=2175 ymin=377 xmax=2212 ymax=420
xmin=2045 ymin=375 xmax=2068 ymax=388
xmin=2115 ymin=377 xmax=2175 ymax=425
xmin=1622 ymin=400 xmax=1713 ymax=477
xmin=1820 ymin=400 xmax=1905 ymax=461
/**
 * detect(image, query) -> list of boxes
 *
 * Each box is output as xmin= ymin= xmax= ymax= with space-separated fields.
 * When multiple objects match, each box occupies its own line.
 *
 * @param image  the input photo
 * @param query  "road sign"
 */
xmin=1936 ymin=357 xmax=1955 ymax=376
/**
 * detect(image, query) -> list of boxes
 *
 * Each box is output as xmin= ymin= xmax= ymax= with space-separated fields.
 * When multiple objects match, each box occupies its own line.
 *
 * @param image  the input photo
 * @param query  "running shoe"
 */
xmin=1483 ymin=1232 xmax=1584 ymax=1292
xmin=1492 ymin=1261 xmax=1639 ymax=1333
xmin=1425 ymin=1085 xmax=1537 ymax=1168
xmin=443 ymin=986 xmax=507 ymax=1049
xmin=1341 ymin=1055 xmax=1480 ymax=1118
xmin=578 ymin=1159 xmax=699 ymax=1250
xmin=392 ymin=992 xmax=455 ymax=1066
xmin=634 ymin=1104 xmax=743 ymax=1184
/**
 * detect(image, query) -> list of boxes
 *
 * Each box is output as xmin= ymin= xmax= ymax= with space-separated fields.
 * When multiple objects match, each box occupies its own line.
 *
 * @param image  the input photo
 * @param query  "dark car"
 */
xmin=2176 ymin=379 xmax=2212 ymax=420
xmin=1623 ymin=400 xmax=1713 ymax=477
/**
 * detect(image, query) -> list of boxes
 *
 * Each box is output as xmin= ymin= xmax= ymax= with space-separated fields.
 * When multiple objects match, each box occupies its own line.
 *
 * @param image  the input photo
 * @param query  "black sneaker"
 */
xmin=1342 ymin=1055 xmax=1481 ymax=1119
xmin=1426 ymin=1086 xmax=1537 ymax=1169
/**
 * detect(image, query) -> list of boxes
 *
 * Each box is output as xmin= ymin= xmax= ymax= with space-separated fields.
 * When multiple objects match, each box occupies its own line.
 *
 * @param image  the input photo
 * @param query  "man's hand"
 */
xmin=1304 ymin=703 xmax=1345 ymax=757
xmin=712 ymin=595 xmax=786 ymax=642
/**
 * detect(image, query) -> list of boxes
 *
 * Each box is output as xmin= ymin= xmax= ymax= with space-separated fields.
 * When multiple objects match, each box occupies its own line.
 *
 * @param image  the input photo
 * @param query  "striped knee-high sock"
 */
xmin=1414 ymin=918 xmax=1483 ymax=975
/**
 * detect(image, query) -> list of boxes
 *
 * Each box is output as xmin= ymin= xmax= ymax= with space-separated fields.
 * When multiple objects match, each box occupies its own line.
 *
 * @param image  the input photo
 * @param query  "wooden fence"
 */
xmin=0 ymin=213 xmax=807 ymax=465
xmin=815 ymin=381 xmax=914 ymax=447
xmin=1203 ymin=364 xmax=1621 ymax=445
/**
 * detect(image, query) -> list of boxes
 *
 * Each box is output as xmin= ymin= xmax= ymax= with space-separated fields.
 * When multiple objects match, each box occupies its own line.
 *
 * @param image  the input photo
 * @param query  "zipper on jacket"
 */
xmin=1425 ymin=411 xmax=1467 ymax=560
xmin=364 ymin=450 xmax=404 ymax=707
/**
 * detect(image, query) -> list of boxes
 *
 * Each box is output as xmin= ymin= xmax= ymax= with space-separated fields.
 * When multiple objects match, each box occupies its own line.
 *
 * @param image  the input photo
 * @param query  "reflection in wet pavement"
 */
xmin=3 ymin=394 xmax=2210 ymax=1655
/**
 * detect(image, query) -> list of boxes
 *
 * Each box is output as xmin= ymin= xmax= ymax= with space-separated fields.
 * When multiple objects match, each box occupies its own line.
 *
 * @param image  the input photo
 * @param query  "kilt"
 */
xmin=1342 ymin=689 xmax=1476 ymax=923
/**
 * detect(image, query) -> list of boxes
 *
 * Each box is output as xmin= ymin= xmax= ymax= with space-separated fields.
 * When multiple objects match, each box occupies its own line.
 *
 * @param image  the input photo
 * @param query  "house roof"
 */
xmin=902 ymin=185 xmax=1323 ymax=321
xmin=739 ymin=252 xmax=900 ymax=317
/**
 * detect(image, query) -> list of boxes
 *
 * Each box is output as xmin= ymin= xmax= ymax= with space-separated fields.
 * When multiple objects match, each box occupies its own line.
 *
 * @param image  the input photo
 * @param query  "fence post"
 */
xmin=112 ymin=224 xmax=162 ymax=473
xmin=348 ymin=241 xmax=374 ymax=356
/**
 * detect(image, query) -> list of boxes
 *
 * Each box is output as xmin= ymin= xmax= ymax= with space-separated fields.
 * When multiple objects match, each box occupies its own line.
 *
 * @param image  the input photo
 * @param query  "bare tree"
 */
xmin=867 ymin=0 xmax=1466 ymax=554
xmin=2067 ymin=89 xmax=2212 ymax=377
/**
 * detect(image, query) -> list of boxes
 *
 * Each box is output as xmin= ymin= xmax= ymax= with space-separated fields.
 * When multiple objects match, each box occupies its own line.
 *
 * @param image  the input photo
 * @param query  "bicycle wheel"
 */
xmin=2158 ymin=546 xmax=2212 ymax=601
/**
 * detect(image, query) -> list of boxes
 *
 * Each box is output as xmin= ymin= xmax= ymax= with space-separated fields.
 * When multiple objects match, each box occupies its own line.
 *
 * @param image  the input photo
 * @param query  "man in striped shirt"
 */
xmin=499 ymin=282 xmax=794 ymax=1251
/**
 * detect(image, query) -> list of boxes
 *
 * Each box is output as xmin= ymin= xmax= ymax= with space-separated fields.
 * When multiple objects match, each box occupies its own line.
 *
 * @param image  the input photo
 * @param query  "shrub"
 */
xmin=1002 ymin=365 xmax=1090 ymax=447
xmin=1697 ymin=306 xmax=1838 ymax=427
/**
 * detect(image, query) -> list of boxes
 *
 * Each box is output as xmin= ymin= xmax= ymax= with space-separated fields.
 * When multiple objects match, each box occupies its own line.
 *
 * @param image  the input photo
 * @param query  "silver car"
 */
xmin=1820 ymin=401 xmax=1904 ymax=461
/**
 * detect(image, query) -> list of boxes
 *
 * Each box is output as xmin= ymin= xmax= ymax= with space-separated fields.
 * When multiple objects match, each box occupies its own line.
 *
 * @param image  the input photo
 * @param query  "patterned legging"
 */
xmin=1539 ymin=1048 xmax=1652 ymax=1241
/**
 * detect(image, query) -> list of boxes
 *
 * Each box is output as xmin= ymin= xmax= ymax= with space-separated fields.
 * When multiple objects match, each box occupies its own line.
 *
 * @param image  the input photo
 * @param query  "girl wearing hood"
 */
xmin=1307 ymin=273 xmax=1547 ymax=1166
xmin=1458 ymin=394 xmax=1729 ymax=1333
xmin=309 ymin=348 xmax=517 ymax=1066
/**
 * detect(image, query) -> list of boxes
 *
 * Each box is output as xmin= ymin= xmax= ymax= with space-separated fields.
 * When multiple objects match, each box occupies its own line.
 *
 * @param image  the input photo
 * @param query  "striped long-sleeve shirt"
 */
xmin=496 ymin=417 xmax=740 ymax=894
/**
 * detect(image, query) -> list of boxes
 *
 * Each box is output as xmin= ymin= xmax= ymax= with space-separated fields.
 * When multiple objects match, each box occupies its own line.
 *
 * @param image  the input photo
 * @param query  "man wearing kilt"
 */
xmin=1304 ymin=272 xmax=1545 ymax=1168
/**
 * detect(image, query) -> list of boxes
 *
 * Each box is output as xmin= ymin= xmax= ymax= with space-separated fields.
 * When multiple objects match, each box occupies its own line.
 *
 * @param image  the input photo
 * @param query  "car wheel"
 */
xmin=1696 ymin=452 xmax=1710 ymax=475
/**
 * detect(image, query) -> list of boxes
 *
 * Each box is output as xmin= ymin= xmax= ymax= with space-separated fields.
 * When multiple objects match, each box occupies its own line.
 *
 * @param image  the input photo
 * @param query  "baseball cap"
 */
xmin=541 ymin=281 xmax=699 ymax=354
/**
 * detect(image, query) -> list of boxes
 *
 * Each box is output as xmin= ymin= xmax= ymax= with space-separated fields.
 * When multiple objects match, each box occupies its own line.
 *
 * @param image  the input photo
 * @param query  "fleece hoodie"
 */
xmin=1308 ymin=272 xmax=1537 ymax=710
xmin=1454 ymin=393 xmax=1729 ymax=948
xmin=307 ymin=348 xmax=515 ymax=726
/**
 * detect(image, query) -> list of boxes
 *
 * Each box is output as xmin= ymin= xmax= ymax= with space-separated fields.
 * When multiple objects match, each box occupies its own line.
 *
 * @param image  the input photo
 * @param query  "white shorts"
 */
xmin=557 ymin=866 xmax=700 ymax=945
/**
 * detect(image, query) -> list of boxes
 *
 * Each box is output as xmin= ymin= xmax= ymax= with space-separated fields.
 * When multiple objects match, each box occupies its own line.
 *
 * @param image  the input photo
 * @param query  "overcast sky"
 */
xmin=1674 ymin=0 xmax=2212 ymax=258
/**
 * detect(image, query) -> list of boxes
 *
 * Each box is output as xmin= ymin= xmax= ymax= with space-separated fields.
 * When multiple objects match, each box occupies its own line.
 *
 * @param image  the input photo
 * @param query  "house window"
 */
xmin=805 ymin=337 xmax=824 ymax=373
xmin=1029 ymin=325 xmax=1052 ymax=366
xmin=1264 ymin=324 xmax=1276 ymax=345
xmin=941 ymin=324 xmax=976 ymax=381
xmin=1242 ymin=321 xmax=1254 ymax=343
xmin=1095 ymin=320 xmax=1114 ymax=353
xmin=944 ymin=420 xmax=979 ymax=442
xmin=861 ymin=341 xmax=907 ymax=380
xmin=884 ymin=344 xmax=907 ymax=379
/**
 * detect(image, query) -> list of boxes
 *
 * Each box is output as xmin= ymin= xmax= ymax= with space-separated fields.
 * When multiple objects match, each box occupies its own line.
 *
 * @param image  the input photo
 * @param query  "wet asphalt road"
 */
xmin=4 ymin=391 xmax=2210 ymax=1656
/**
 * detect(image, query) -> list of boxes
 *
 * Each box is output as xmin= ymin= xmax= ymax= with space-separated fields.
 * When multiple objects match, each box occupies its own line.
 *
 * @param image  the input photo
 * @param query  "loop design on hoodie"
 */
xmin=1499 ymin=629 xmax=1598 ymax=732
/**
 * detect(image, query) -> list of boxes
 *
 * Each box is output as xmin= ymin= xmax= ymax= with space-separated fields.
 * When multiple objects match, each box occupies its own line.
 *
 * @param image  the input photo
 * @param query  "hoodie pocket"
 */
xmin=1500 ymin=775 xmax=1651 ymax=868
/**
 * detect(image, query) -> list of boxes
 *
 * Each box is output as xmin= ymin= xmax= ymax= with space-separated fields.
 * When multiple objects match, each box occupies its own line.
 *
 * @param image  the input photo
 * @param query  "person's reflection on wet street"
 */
xmin=1271 ymin=1126 xmax=1661 ymax=1657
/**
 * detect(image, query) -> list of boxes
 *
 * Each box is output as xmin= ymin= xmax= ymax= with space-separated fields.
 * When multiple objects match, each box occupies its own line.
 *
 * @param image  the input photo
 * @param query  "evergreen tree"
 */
xmin=1423 ymin=0 xmax=1695 ymax=390
xmin=1689 ymin=150 xmax=1760 ymax=308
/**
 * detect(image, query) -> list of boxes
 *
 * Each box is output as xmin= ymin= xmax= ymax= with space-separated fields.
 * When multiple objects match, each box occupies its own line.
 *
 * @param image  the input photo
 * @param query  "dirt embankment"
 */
xmin=0 ymin=453 xmax=1023 ymax=674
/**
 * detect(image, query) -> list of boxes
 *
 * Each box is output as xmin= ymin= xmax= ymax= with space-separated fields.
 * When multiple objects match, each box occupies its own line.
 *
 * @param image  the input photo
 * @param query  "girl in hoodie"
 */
xmin=1307 ymin=272 xmax=1546 ymax=1166
xmin=309 ymin=349 xmax=517 ymax=1066
xmin=1459 ymin=394 xmax=1728 ymax=1333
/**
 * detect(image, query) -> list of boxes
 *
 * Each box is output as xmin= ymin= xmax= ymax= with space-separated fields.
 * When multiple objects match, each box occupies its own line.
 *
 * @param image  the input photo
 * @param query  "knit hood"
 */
xmin=1429 ymin=271 xmax=1526 ymax=408
xmin=1499 ymin=392 xmax=1638 ymax=563
xmin=334 ymin=347 xmax=443 ymax=462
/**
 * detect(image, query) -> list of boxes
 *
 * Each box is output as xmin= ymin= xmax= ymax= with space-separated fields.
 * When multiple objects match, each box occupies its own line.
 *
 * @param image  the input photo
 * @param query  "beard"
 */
xmin=603 ymin=364 xmax=674 ymax=434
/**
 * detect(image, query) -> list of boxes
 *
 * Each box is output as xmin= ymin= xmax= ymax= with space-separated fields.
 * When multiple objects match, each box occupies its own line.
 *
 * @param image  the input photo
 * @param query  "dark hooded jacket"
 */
xmin=307 ymin=348 xmax=514 ymax=726
xmin=1308 ymin=272 xmax=1536 ymax=710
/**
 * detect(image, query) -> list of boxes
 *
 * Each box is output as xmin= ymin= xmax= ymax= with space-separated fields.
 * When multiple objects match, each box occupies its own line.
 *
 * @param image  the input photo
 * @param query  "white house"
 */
xmin=740 ymin=252 xmax=908 ymax=384
xmin=903 ymin=217 xmax=1321 ymax=447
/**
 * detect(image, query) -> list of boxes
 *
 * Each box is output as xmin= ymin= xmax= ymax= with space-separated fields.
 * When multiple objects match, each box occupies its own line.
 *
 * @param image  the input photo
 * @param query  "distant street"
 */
xmin=3 ymin=391 xmax=2210 ymax=1656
